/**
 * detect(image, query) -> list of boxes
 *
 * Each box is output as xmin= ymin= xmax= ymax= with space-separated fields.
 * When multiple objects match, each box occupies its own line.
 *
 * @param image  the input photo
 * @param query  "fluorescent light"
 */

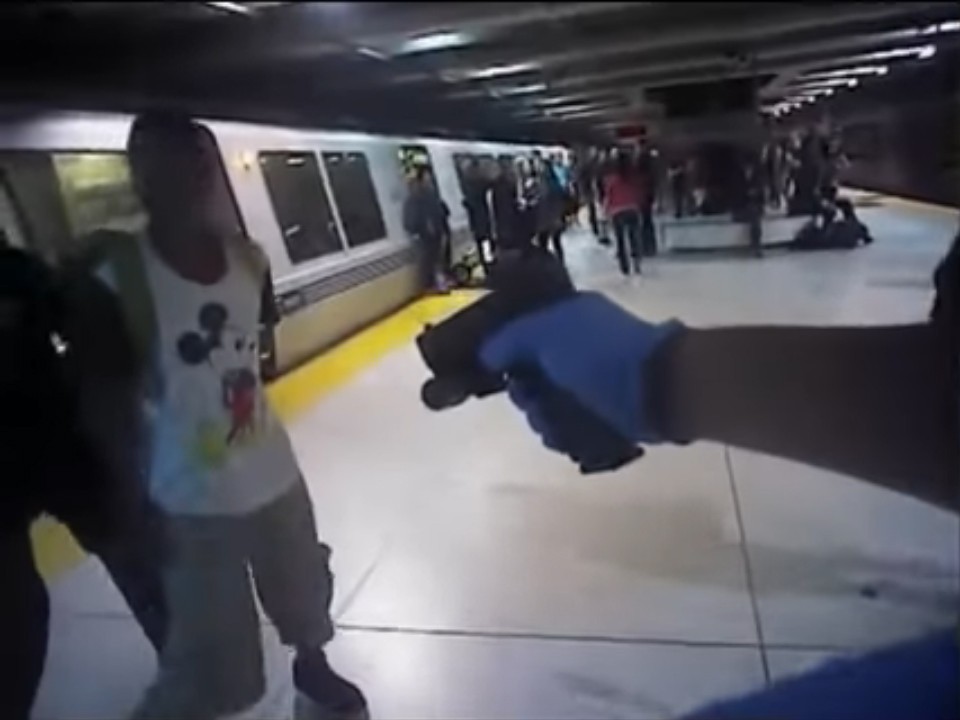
xmin=766 ymin=104 xmax=796 ymax=116
xmin=550 ymin=104 xmax=604 ymax=114
xmin=206 ymin=1 xmax=254 ymax=15
xmin=398 ymin=32 xmax=470 ymax=54
xmin=532 ymin=96 xmax=594 ymax=106
xmin=500 ymin=83 xmax=548 ymax=95
xmin=463 ymin=63 xmax=537 ymax=80
xmin=795 ymin=87 xmax=835 ymax=97
xmin=803 ymin=65 xmax=889 ymax=80
xmin=356 ymin=47 xmax=388 ymax=61
xmin=764 ymin=104 xmax=796 ymax=117
xmin=860 ymin=44 xmax=936 ymax=62
xmin=919 ymin=20 xmax=960 ymax=35
xmin=792 ymin=77 xmax=858 ymax=90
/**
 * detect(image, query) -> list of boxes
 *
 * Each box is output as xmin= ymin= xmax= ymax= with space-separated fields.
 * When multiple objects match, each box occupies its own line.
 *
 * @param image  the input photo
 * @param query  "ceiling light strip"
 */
xmin=206 ymin=1 xmax=255 ymax=15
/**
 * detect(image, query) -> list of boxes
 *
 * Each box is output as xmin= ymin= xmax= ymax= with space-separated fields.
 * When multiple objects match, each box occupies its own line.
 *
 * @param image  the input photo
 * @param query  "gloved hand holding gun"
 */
xmin=416 ymin=253 xmax=685 ymax=473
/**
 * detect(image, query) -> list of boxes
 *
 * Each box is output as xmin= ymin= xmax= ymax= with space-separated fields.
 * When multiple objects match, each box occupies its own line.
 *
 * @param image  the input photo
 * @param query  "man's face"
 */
xmin=129 ymin=127 xmax=217 ymax=213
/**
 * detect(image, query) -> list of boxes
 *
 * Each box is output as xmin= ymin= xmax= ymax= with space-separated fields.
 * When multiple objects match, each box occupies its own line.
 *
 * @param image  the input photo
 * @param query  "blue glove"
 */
xmin=480 ymin=292 xmax=683 ymax=455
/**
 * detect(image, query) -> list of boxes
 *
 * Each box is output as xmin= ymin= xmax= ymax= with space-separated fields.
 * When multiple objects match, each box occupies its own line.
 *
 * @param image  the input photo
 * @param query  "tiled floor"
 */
xmin=35 ymin=200 xmax=959 ymax=719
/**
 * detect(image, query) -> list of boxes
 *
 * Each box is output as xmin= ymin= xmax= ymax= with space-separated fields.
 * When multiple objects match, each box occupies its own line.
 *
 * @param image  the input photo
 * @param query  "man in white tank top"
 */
xmin=118 ymin=114 xmax=367 ymax=720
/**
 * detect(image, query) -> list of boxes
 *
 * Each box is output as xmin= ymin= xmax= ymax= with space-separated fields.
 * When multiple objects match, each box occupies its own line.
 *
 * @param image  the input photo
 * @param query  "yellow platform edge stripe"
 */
xmin=32 ymin=289 xmax=479 ymax=580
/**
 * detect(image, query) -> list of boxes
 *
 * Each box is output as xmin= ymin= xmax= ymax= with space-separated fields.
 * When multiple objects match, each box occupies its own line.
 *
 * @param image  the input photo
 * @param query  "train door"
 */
xmin=0 ymin=152 xmax=74 ymax=261
xmin=397 ymin=143 xmax=443 ymax=207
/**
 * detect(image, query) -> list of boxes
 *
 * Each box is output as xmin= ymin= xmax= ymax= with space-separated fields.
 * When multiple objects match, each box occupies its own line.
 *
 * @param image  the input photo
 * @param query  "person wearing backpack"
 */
xmin=92 ymin=113 xmax=366 ymax=720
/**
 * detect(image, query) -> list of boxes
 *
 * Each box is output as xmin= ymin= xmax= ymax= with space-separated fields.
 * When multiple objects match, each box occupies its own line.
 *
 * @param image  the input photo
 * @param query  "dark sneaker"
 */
xmin=293 ymin=650 xmax=368 ymax=720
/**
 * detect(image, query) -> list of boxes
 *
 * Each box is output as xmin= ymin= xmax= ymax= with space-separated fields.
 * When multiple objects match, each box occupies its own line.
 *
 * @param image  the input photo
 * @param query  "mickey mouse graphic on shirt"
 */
xmin=177 ymin=302 xmax=261 ymax=467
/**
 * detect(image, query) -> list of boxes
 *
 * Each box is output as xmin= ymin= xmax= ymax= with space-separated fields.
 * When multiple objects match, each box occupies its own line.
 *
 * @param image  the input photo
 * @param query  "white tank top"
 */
xmin=142 ymin=237 xmax=298 ymax=516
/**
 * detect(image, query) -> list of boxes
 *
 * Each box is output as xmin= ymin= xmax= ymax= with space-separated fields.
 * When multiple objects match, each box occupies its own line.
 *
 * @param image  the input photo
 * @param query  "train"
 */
xmin=0 ymin=111 xmax=560 ymax=375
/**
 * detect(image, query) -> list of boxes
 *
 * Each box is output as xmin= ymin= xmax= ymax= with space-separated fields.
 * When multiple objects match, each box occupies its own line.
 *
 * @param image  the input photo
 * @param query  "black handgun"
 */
xmin=416 ymin=253 xmax=643 ymax=474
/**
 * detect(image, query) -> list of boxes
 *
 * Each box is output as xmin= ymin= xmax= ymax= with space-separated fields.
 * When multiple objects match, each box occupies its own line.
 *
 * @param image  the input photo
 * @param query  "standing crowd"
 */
xmin=402 ymin=124 xmax=870 ymax=292
xmin=404 ymin=141 xmax=664 ymax=289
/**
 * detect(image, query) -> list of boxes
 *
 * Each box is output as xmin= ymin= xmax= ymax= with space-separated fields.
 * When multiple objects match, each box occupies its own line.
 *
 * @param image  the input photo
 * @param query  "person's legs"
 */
xmin=550 ymin=229 xmax=565 ymax=265
xmin=612 ymin=211 xmax=630 ymax=275
xmin=248 ymin=477 xmax=367 ymax=719
xmin=1 ymin=529 xmax=49 ymax=720
xmin=625 ymin=210 xmax=642 ymax=273
xmin=567 ymin=191 xmax=581 ymax=226
xmin=417 ymin=234 xmax=434 ymax=289
xmin=419 ymin=232 xmax=445 ymax=291
xmin=586 ymin=194 xmax=599 ymax=236
xmin=768 ymin=173 xmax=781 ymax=209
xmin=132 ymin=515 xmax=264 ymax=720
xmin=472 ymin=233 xmax=491 ymax=274
xmin=640 ymin=203 xmax=657 ymax=257
xmin=441 ymin=232 xmax=452 ymax=274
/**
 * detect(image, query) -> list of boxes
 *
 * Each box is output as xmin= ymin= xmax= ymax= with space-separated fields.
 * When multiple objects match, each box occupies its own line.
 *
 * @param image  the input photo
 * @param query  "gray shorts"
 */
xmin=133 ymin=477 xmax=334 ymax=720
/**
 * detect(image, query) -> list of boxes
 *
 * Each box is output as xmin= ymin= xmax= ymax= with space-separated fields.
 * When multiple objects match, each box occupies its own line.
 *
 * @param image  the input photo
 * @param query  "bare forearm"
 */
xmin=668 ymin=324 xmax=957 ymax=510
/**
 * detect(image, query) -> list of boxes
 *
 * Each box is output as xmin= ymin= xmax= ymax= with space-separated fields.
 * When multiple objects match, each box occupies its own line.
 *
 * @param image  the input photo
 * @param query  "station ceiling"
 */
xmin=0 ymin=2 xmax=957 ymax=143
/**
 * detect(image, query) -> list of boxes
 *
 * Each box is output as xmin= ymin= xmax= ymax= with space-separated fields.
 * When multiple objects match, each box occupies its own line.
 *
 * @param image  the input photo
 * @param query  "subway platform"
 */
xmin=31 ymin=196 xmax=960 ymax=720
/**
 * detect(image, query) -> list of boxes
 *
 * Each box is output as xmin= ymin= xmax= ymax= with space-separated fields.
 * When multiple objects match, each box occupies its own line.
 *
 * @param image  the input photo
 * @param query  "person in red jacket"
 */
xmin=602 ymin=150 xmax=646 ymax=275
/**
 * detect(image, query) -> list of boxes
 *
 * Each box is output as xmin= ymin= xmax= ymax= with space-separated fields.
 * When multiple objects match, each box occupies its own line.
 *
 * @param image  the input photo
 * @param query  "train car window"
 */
xmin=0 ymin=172 xmax=29 ymax=249
xmin=398 ymin=145 xmax=434 ymax=178
xmin=0 ymin=152 xmax=73 ymax=260
xmin=52 ymin=153 xmax=144 ymax=236
xmin=259 ymin=151 xmax=343 ymax=263
xmin=322 ymin=151 xmax=386 ymax=247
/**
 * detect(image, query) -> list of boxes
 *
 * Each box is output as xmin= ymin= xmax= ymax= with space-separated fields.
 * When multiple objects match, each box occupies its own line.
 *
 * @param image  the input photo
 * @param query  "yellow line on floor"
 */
xmin=267 ymin=290 xmax=478 ymax=421
xmin=32 ymin=517 xmax=89 ymax=579
xmin=32 ymin=290 xmax=479 ymax=580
